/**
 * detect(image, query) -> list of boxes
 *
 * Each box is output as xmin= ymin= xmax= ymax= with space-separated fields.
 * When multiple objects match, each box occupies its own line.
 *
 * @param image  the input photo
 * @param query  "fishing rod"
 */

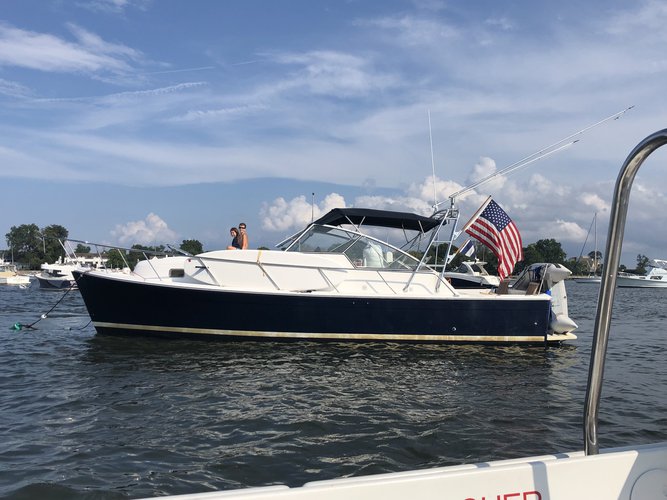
xmin=442 ymin=105 xmax=635 ymax=206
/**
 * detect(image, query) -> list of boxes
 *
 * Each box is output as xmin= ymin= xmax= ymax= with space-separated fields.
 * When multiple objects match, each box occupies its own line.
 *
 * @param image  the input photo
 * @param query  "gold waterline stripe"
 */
xmin=93 ymin=322 xmax=576 ymax=342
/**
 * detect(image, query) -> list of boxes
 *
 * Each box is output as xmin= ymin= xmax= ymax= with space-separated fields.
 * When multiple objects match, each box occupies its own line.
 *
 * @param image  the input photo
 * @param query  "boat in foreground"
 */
xmin=616 ymin=259 xmax=667 ymax=287
xmin=75 ymin=208 xmax=577 ymax=345
xmin=130 ymin=129 xmax=667 ymax=499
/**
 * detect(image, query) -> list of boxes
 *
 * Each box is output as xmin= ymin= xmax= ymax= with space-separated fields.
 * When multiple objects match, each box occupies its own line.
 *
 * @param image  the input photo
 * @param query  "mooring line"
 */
xmin=10 ymin=273 xmax=89 ymax=331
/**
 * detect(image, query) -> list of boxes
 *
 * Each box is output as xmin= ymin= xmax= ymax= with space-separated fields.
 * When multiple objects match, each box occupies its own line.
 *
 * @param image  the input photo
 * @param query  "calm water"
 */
xmin=1 ymin=282 xmax=667 ymax=499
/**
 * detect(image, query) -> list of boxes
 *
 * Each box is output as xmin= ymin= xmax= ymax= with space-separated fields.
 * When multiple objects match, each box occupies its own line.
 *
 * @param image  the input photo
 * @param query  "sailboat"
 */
xmin=575 ymin=212 xmax=602 ymax=284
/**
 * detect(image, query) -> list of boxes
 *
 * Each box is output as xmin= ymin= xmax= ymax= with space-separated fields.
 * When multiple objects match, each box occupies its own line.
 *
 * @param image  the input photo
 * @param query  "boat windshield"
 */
xmin=285 ymin=225 xmax=422 ymax=270
xmin=470 ymin=263 xmax=489 ymax=275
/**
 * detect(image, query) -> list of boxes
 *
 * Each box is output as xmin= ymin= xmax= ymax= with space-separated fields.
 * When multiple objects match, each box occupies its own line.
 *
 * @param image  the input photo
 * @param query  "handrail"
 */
xmin=584 ymin=129 xmax=667 ymax=455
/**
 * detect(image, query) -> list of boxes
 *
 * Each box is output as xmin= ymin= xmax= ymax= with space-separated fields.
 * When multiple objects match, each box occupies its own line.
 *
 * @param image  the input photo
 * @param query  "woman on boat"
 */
xmin=227 ymin=227 xmax=242 ymax=250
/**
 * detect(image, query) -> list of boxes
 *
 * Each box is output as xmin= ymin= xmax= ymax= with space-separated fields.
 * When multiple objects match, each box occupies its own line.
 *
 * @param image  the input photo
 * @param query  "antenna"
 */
xmin=428 ymin=110 xmax=437 ymax=208
xmin=311 ymin=192 xmax=315 ymax=222
xmin=445 ymin=105 xmax=635 ymax=205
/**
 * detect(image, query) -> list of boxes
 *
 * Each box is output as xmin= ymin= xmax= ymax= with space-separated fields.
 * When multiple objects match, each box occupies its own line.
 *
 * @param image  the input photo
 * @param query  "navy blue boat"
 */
xmin=74 ymin=208 xmax=577 ymax=344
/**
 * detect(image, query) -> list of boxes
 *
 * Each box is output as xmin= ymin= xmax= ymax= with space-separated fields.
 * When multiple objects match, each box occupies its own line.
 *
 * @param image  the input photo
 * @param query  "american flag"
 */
xmin=464 ymin=198 xmax=523 ymax=280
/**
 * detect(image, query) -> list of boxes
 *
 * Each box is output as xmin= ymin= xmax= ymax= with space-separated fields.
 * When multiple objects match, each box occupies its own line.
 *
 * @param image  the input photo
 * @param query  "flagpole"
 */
xmin=448 ymin=239 xmax=465 ymax=259
xmin=459 ymin=196 xmax=492 ymax=234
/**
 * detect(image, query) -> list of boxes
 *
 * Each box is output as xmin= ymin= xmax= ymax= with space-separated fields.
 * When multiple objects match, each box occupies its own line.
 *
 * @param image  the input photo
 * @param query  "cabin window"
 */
xmin=169 ymin=268 xmax=185 ymax=278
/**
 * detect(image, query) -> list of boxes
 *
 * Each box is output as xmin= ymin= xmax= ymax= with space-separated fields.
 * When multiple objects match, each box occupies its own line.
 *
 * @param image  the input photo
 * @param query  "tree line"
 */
xmin=3 ymin=223 xmax=203 ymax=270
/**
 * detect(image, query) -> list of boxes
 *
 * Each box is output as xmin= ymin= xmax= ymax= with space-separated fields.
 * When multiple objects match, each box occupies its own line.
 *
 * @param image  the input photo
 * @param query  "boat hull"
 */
xmin=36 ymin=275 xmax=75 ymax=290
xmin=74 ymin=271 xmax=568 ymax=344
xmin=574 ymin=277 xmax=601 ymax=284
xmin=0 ymin=275 xmax=30 ymax=285
xmin=616 ymin=277 xmax=667 ymax=287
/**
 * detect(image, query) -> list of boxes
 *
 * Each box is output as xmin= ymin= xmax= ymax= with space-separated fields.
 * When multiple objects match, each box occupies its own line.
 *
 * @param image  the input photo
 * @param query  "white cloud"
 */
xmin=360 ymin=15 xmax=460 ymax=47
xmin=0 ymin=22 xmax=141 ymax=76
xmin=260 ymin=193 xmax=346 ymax=232
xmin=272 ymin=50 xmax=399 ymax=97
xmin=0 ymin=78 xmax=31 ymax=98
xmin=466 ymin=157 xmax=507 ymax=194
xmin=111 ymin=213 xmax=178 ymax=245
xmin=170 ymin=103 xmax=265 ymax=123
xmin=550 ymin=219 xmax=589 ymax=242
xmin=605 ymin=0 xmax=667 ymax=37
xmin=579 ymin=192 xmax=610 ymax=213
xmin=485 ymin=17 xmax=515 ymax=31
xmin=77 ymin=0 xmax=150 ymax=14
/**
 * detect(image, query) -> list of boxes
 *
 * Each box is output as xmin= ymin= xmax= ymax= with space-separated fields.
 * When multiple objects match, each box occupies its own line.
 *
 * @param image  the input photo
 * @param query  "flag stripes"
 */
xmin=465 ymin=199 xmax=523 ymax=280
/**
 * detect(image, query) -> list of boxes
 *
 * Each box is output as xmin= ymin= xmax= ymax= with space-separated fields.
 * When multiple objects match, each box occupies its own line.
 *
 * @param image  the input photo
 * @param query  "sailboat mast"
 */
xmin=593 ymin=212 xmax=597 ymax=275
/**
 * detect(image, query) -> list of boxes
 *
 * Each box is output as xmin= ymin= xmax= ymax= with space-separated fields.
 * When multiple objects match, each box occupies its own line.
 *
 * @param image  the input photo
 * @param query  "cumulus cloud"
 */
xmin=256 ymin=162 xmax=621 ymax=259
xmin=579 ymin=192 xmax=610 ymax=213
xmin=466 ymin=157 xmax=507 ymax=194
xmin=111 ymin=213 xmax=178 ymax=245
xmin=260 ymin=193 xmax=346 ymax=231
xmin=550 ymin=219 xmax=589 ymax=242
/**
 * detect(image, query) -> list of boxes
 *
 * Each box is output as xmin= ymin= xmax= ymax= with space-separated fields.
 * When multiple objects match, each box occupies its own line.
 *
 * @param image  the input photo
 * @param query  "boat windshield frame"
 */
xmin=283 ymin=223 xmax=426 ymax=270
xmin=278 ymin=206 xmax=463 ymax=284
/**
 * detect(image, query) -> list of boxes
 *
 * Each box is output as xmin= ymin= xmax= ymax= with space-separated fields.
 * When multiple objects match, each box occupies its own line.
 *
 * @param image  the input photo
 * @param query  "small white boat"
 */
xmin=135 ymin=129 xmax=667 ymax=500
xmin=575 ymin=275 xmax=601 ymax=284
xmin=442 ymin=260 xmax=501 ymax=288
xmin=0 ymin=258 xmax=30 ymax=286
xmin=616 ymin=259 xmax=667 ymax=287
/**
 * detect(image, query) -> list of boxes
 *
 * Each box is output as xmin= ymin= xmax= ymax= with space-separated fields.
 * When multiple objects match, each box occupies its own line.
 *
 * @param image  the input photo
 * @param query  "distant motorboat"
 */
xmin=36 ymin=263 xmax=77 ymax=289
xmin=575 ymin=275 xmax=601 ymax=284
xmin=37 ymin=241 xmax=108 ymax=290
xmin=616 ymin=259 xmax=667 ymax=287
xmin=0 ymin=258 xmax=30 ymax=286
xmin=442 ymin=260 xmax=500 ymax=289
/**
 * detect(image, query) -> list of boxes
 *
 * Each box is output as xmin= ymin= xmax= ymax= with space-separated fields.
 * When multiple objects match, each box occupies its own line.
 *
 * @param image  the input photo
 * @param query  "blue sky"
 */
xmin=2 ymin=0 xmax=667 ymax=266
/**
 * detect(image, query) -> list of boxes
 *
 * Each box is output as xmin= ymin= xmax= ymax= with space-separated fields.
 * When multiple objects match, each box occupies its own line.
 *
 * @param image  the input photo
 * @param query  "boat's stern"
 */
xmin=512 ymin=263 xmax=578 ymax=335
